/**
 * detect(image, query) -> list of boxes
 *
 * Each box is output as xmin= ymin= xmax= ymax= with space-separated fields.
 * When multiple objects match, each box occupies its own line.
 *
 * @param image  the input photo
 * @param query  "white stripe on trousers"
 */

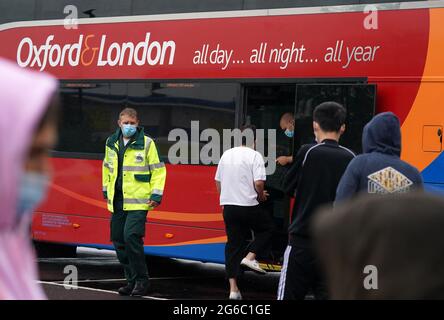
xmin=277 ymin=245 xmax=292 ymax=300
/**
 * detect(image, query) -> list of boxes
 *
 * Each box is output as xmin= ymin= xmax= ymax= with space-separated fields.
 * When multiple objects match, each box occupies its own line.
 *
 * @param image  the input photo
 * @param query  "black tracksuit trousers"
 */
xmin=223 ymin=204 xmax=273 ymax=279
xmin=277 ymin=239 xmax=328 ymax=300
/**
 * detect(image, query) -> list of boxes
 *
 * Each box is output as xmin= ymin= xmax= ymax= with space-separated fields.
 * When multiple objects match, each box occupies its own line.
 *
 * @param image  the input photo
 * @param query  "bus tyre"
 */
xmin=33 ymin=241 xmax=77 ymax=258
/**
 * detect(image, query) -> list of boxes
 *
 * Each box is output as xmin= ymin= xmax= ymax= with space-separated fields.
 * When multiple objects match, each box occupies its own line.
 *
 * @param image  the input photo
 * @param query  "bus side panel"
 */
xmin=32 ymin=212 xmax=226 ymax=263
xmin=38 ymin=158 xmax=224 ymax=229
xmin=33 ymin=158 xmax=226 ymax=259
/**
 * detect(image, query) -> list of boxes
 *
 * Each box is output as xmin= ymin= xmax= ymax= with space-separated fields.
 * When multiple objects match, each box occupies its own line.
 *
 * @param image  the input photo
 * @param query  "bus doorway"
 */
xmin=243 ymin=84 xmax=295 ymax=269
xmin=243 ymin=82 xmax=376 ymax=269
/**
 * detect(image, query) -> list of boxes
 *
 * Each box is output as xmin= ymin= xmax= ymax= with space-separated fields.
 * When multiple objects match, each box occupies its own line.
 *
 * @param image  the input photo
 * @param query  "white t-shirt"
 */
xmin=215 ymin=146 xmax=266 ymax=206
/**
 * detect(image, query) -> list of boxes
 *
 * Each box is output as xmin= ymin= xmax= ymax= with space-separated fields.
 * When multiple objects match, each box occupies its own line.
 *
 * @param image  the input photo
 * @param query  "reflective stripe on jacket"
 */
xmin=102 ymin=127 xmax=166 ymax=212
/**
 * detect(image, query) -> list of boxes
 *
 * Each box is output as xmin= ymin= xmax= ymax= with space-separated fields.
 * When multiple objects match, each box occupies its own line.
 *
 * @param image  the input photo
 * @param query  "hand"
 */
xmin=147 ymin=200 xmax=159 ymax=208
xmin=258 ymin=190 xmax=269 ymax=202
xmin=276 ymin=156 xmax=292 ymax=166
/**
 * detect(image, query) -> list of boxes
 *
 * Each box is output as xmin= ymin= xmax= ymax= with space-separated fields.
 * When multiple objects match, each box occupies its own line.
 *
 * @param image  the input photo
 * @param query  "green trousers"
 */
xmin=110 ymin=194 xmax=149 ymax=286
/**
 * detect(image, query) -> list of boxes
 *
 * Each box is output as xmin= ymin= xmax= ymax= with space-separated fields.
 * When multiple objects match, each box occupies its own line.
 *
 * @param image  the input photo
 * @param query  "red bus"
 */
xmin=1 ymin=0 xmax=442 ymax=269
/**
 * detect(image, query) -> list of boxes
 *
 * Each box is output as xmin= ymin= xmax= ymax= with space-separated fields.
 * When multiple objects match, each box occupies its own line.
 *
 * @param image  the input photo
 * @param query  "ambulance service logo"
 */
xmin=367 ymin=167 xmax=413 ymax=194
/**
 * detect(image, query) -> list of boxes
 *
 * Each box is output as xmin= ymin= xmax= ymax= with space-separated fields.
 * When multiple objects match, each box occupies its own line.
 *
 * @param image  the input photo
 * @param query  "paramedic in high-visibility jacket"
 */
xmin=102 ymin=107 xmax=166 ymax=297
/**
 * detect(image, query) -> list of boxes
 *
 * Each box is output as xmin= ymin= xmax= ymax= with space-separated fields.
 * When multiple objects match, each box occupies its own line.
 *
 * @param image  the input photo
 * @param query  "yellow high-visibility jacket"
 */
xmin=102 ymin=128 xmax=166 ymax=212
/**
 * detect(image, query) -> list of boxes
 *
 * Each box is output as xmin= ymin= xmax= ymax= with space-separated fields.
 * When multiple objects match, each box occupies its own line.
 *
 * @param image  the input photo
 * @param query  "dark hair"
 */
xmin=313 ymin=101 xmax=346 ymax=132
xmin=37 ymin=93 xmax=60 ymax=131
xmin=240 ymin=124 xmax=257 ymax=145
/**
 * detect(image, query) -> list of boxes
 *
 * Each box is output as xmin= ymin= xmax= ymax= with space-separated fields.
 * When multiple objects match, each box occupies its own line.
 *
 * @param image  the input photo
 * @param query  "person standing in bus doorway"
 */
xmin=0 ymin=58 xmax=58 ymax=299
xmin=215 ymin=125 xmax=273 ymax=300
xmin=102 ymin=108 xmax=166 ymax=297
xmin=277 ymin=112 xmax=295 ymax=166
xmin=277 ymin=102 xmax=355 ymax=300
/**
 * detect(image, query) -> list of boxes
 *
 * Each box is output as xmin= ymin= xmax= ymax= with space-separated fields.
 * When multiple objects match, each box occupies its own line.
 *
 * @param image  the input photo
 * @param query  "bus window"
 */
xmin=293 ymin=85 xmax=347 ymax=153
xmin=57 ymin=82 xmax=122 ymax=155
xmin=132 ymin=0 xmax=242 ymax=15
xmin=127 ymin=82 xmax=237 ymax=163
xmin=56 ymin=81 xmax=237 ymax=161
xmin=0 ymin=0 xmax=429 ymax=24
xmin=295 ymin=84 xmax=376 ymax=154
xmin=244 ymin=0 xmax=425 ymax=9
xmin=0 ymin=0 xmax=35 ymax=24
xmin=35 ymin=0 xmax=132 ymax=20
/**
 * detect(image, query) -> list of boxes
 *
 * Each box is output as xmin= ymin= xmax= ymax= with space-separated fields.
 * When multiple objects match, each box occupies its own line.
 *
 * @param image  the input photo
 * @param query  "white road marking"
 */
xmin=49 ymin=275 xmax=221 ymax=284
xmin=52 ymin=278 xmax=127 ymax=283
xmin=38 ymin=281 xmax=169 ymax=300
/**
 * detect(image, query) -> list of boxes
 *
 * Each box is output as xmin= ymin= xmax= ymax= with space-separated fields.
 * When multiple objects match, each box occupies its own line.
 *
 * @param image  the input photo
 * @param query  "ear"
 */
xmin=313 ymin=121 xmax=319 ymax=131
xmin=117 ymin=119 xmax=122 ymax=127
xmin=340 ymin=124 xmax=346 ymax=135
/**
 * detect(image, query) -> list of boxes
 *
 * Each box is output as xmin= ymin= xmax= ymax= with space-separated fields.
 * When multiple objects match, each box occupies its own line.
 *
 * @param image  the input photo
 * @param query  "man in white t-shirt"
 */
xmin=215 ymin=125 xmax=273 ymax=300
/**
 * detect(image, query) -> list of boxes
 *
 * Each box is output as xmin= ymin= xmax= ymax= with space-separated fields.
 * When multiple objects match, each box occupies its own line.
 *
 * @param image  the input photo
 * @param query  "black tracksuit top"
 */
xmin=283 ymin=139 xmax=355 ymax=244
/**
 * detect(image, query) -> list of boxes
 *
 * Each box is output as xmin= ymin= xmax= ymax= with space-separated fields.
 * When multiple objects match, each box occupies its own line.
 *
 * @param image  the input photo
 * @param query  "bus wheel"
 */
xmin=34 ymin=241 xmax=77 ymax=258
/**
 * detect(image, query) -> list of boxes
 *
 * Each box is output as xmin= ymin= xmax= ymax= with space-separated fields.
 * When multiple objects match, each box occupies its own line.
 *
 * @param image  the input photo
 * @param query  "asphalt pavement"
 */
xmin=38 ymin=247 xmax=280 ymax=300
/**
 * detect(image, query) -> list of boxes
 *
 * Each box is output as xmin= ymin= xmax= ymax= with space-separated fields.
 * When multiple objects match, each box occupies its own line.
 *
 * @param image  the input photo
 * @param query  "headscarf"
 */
xmin=0 ymin=58 xmax=57 ymax=299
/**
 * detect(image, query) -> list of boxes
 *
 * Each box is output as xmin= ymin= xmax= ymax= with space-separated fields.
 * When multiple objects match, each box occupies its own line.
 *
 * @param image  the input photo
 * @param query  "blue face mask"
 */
xmin=122 ymin=124 xmax=137 ymax=138
xmin=17 ymin=172 xmax=49 ymax=223
xmin=284 ymin=129 xmax=294 ymax=138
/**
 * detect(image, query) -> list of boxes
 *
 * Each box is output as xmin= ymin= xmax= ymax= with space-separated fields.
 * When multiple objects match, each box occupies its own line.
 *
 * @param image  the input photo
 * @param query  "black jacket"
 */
xmin=284 ymin=139 xmax=355 ymax=243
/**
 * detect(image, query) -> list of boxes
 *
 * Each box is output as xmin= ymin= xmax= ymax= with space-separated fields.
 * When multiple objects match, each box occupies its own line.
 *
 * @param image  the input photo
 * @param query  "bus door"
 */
xmin=243 ymin=83 xmax=376 ymax=268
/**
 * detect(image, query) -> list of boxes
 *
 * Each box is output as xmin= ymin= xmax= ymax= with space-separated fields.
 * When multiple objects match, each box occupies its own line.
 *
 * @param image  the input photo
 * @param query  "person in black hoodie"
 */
xmin=277 ymin=102 xmax=355 ymax=300
xmin=335 ymin=112 xmax=423 ymax=203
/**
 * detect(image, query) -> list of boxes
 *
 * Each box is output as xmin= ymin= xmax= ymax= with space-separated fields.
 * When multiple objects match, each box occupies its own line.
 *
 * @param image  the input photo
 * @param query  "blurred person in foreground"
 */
xmin=313 ymin=192 xmax=444 ymax=299
xmin=0 ymin=58 xmax=58 ymax=300
xmin=335 ymin=112 xmax=423 ymax=203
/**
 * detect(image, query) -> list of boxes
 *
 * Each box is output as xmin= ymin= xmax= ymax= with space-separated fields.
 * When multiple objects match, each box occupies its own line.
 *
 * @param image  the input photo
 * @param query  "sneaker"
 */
xmin=241 ymin=258 xmax=266 ymax=274
xmin=229 ymin=291 xmax=242 ymax=300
